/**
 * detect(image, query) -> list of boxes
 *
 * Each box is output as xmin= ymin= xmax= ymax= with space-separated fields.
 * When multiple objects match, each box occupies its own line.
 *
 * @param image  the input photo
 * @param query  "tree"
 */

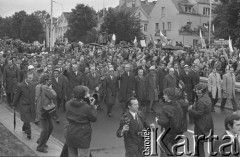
xmin=65 ymin=4 xmax=97 ymax=43
xmin=101 ymin=8 xmax=143 ymax=43
xmin=20 ymin=14 xmax=43 ymax=43
xmin=212 ymin=0 xmax=240 ymax=47
xmin=11 ymin=11 xmax=28 ymax=39
xmin=0 ymin=17 xmax=13 ymax=38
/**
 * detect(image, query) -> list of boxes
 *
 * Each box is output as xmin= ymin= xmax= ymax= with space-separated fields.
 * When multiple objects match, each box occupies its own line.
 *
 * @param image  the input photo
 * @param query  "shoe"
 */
xmin=22 ymin=126 xmax=25 ymax=132
xmin=44 ymin=144 xmax=48 ymax=148
xmin=211 ymin=108 xmax=215 ymax=112
xmin=56 ymin=119 xmax=60 ymax=124
xmin=97 ymin=105 xmax=103 ymax=110
xmin=36 ymin=148 xmax=48 ymax=153
xmin=35 ymin=121 xmax=39 ymax=125
xmin=27 ymin=135 xmax=31 ymax=140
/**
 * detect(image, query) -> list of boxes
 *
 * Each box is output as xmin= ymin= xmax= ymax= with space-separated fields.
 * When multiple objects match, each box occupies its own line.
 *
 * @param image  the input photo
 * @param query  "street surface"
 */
xmin=50 ymin=95 xmax=235 ymax=157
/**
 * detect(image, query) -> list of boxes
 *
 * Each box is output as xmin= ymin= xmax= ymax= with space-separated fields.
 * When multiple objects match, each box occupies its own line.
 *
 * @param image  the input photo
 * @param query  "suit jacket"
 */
xmin=222 ymin=73 xmax=236 ymax=99
xmin=210 ymin=132 xmax=240 ymax=157
xmin=3 ymin=65 xmax=20 ymax=93
xmin=208 ymin=72 xmax=222 ymax=99
xmin=104 ymin=75 xmax=118 ymax=105
xmin=163 ymin=74 xmax=177 ymax=89
xmin=66 ymin=70 xmax=84 ymax=91
xmin=134 ymin=75 xmax=146 ymax=102
xmin=157 ymin=68 xmax=168 ymax=92
xmin=117 ymin=111 xmax=150 ymax=157
xmin=13 ymin=81 xmax=35 ymax=122
xmin=84 ymin=73 xmax=101 ymax=92
xmin=52 ymin=76 xmax=66 ymax=98
xmin=118 ymin=72 xmax=135 ymax=102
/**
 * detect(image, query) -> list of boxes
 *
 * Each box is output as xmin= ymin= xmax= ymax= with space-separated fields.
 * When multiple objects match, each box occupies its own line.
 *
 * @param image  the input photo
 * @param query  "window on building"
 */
xmin=155 ymin=23 xmax=159 ymax=30
xmin=161 ymin=7 xmax=166 ymax=15
xmin=132 ymin=0 xmax=136 ymax=7
xmin=185 ymin=6 xmax=192 ymax=13
xmin=167 ymin=22 xmax=171 ymax=30
xmin=162 ymin=22 xmax=165 ymax=30
xmin=203 ymin=7 xmax=210 ymax=15
xmin=144 ymin=24 xmax=148 ymax=32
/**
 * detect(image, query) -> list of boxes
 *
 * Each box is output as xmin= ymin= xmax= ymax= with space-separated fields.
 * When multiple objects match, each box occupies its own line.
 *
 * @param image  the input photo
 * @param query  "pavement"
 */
xmin=0 ymin=94 xmax=237 ymax=157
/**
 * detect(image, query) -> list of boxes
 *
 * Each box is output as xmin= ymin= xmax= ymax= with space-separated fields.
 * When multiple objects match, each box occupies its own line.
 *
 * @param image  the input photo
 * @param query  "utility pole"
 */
xmin=50 ymin=0 xmax=53 ymax=51
xmin=208 ymin=0 xmax=212 ymax=46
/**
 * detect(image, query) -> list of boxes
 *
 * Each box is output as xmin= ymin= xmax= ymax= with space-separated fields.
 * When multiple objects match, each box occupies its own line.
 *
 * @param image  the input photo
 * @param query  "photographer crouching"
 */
xmin=64 ymin=85 xmax=97 ymax=157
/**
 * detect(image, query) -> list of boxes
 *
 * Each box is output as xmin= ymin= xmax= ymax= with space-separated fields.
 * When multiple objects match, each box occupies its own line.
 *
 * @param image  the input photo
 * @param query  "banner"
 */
xmin=140 ymin=40 xmax=146 ymax=47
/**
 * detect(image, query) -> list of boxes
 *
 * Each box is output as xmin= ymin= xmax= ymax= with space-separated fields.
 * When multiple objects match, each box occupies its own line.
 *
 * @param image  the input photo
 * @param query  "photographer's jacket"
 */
xmin=65 ymin=99 xmax=97 ymax=149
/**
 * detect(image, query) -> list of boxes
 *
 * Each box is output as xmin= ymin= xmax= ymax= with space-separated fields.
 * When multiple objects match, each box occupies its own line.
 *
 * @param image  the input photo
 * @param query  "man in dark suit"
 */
xmin=134 ymin=69 xmax=146 ymax=110
xmin=117 ymin=97 xmax=155 ymax=157
xmin=135 ymin=59 xmax=149 ymax=76
xmin=191 ymin=65 xmax=200 ymax=102
xmin=157 ymin=62 xmax=168 ymax=103
xmin=104 ymin=67 xmax=118 ymax=117
xmin=84 ymin=66 xmax=102 ymax=110
xmin=210 ymin=114 xmax=240 ymax=157
xmin=3 ymin=58 xmax=20 ymax=106
xmin=65 ymin=64 xmax=84 ymax=99
xmin=163 ymin=68 xmax=177 ymax=89
xmin=118 ymin=64 xmax=135 ymax=114
xmin=13 ymin=72 xmax=35 ymax=139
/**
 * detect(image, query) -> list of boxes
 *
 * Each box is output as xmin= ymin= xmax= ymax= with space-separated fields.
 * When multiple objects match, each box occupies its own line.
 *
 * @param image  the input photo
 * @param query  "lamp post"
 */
xmin=50 ymin=0 xmax=53 ymax=51
xmin=208 ymin=0 xmax=212 ymax=46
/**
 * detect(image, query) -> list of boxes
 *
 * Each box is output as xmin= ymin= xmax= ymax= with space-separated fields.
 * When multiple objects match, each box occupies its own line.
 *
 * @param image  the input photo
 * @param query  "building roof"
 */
xmin=141 ymin=1 xmax=155 ymax=15
xmin=62 ymin=12 xmax=71 ymax=22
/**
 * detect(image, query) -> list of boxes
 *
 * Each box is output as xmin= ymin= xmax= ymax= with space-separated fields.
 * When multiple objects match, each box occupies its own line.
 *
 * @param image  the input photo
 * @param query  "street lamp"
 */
xmin=208 ymin=0 xmax=212 ymax=46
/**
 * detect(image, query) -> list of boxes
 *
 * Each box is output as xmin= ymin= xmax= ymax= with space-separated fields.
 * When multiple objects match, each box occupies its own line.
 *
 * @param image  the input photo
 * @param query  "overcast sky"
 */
xmin=0 ymin=0 xmax=119 ymax=17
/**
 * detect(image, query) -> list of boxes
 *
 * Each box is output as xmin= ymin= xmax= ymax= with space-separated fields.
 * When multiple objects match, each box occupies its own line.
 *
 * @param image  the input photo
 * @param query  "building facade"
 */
xmin=148 ymin=0 xmax=220 ymax=46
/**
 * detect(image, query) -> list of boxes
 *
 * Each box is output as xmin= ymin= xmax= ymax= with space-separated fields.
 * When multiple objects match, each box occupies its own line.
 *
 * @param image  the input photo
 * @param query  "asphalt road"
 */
xmin=49 ymin=95 xmax=235 ymax=157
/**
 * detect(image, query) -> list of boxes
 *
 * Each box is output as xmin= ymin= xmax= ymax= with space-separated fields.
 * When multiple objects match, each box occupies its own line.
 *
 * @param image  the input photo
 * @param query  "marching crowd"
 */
xmin=1 ymin=38 xmax=240 ymax=157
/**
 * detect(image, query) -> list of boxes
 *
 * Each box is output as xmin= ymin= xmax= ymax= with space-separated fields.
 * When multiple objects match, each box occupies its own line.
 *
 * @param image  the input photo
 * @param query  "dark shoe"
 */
xmin=37 ymin=148 xmax=48 ymax=153
xmin=22 ymin=126 xmax=25 ymax=132
xmin=56 ymin=119 xmax=60 ymax=124
xmin=220 ymin=107 xmax=225 ymax=111
xmin=44 ymin=144 xmax=48 ymax=148
xmin=211 ymin=108 xmax=215 ymax=112
xmin=108 ymin=113 xmax=113 ymax=117
xmin=34 ymin=121 xmax=39 ymax=125
xmin=97 ymin=105 xmax=103 ymax=110
xmin=27 ymin=135 xmax=31 ymax=140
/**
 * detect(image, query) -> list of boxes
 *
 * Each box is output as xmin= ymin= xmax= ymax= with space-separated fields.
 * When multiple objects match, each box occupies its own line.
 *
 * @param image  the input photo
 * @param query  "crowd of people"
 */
xmin=1 ymin=38 xmax=240 ymax=156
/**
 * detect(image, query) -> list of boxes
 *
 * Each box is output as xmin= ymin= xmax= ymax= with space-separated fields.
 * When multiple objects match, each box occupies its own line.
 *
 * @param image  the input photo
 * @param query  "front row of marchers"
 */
xmin=12 ymin=72 xmax=240 ymax=157
xmin=116 ymin=84 xmax=240 ymax=157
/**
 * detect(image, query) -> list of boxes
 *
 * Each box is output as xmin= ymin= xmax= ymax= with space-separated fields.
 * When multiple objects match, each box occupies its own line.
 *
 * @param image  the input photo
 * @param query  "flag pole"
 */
xmin=208 ymin=0 xmax=212 ymax=46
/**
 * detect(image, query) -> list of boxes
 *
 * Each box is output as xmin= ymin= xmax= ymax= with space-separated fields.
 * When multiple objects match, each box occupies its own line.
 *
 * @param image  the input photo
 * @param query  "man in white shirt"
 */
xmin=116 ymin=97 xmax=155 ymax=157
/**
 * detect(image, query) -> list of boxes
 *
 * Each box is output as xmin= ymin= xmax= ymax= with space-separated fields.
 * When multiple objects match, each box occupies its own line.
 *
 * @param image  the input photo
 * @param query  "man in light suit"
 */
xmin=221 ymin=67 xmax=239 ymax=111
xmin=208 ymin=66 xmax=221 ymax=112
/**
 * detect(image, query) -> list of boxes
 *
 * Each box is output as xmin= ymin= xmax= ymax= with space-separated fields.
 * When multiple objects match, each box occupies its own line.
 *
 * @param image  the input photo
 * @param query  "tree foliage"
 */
xmin=101 ymin=8 xmax=143 ymax=44
xmin=0 ymin=11 xmax=43 ymax=42
xmin=65 ymin=4 xmax=97 ymax=43
xmin=212 ymin=0 xmax=240 ymax=47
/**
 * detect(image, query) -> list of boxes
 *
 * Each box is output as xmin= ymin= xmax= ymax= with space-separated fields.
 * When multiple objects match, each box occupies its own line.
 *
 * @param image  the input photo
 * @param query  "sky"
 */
xmin=0 ymin=0 xmax=119 ymax=17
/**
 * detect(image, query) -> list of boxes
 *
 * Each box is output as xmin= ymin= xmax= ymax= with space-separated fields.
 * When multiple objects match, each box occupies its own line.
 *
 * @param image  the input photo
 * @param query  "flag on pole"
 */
xmin=229 ymin=36 xmax=234 ymax=52
xmin=199 ymin=29 xmax=203 ymax=39
xmin=160 ymin=30 xmax=168 ymax=43
xmin=150 ymin=34 xmax=156 ymax=50
xmin=134 ymin=36 xmax=138 ymax=47
xmin=212 ymin=24 xmax=214 ymax=32
xmin=111 ymin=34 xmax=116 ymax=47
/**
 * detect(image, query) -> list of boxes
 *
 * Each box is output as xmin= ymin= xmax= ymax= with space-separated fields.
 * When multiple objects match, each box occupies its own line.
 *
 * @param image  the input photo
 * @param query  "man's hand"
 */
xmin=95 ymin=87 xmax=99 ymax=92
xmin=122 ymin=124 xmax=129 ymax=132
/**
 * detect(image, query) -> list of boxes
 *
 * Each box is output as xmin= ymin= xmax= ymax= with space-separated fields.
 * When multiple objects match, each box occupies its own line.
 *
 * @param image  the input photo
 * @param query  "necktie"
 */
xmin=128 ymin=72 xmax=129 ymax=76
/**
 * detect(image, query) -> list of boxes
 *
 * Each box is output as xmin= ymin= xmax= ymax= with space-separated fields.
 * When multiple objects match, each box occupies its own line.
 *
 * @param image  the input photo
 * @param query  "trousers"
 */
xmin=37 ymin=116 xmax=53 ymax=151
